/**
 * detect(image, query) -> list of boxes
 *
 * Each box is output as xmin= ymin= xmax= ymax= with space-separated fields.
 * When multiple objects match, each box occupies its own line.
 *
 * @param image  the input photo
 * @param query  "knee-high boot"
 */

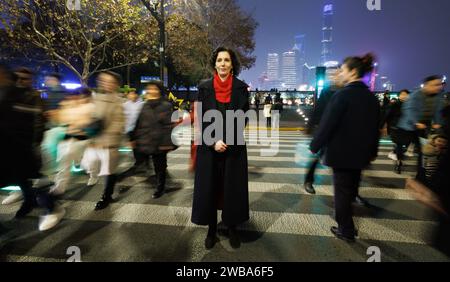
xmin=95 ymin=174 xmax=117 ymax=210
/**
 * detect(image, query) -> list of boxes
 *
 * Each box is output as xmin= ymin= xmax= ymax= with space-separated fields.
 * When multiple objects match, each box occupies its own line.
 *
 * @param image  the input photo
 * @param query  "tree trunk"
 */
xmin=127 ymin=65 xmax=131 ymax=86
xmin=81 ymin=75 xmax=89 ymax=87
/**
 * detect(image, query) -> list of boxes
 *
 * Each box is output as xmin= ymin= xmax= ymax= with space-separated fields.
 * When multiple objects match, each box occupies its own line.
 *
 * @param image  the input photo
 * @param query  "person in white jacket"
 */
xmin=263 ymin=101 xmax=272 ymax=129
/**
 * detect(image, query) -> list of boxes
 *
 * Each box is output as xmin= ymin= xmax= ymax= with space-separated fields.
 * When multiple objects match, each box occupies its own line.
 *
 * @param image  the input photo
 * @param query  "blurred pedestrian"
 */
xmin=304 ymin=69 xmax=370 ymax=206
xmin=0 ymin=66 xmax=64 ymax=231
xmin=396 ymin=75 xmax=446 ymax=183
xmin=49 ymin=88 xmax=96 ymax=195
xmin=271 ymin=96 xmax=283 ymax=129
xmin=380 ymin=89 xmax=410 ymax=173
xmin=305 ymin=68 xmax=342 ymax=194
xmin=80 ymin=71 xmax=125 ymax=210
xmin=310 ymin=53 xmax=380 ymax=243
xmin=117 ymin=90 xmax=147 ymax=181
xmin=263 ymin=100 xmax=272 ymax=128
xmin=40 ymin=73 xmax=68 ymax=178
xmin=129 ymin=81 xmax=176 ymax=199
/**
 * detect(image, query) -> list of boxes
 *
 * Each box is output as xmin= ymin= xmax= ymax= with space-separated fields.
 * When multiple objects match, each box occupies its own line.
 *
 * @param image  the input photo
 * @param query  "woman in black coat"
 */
xmin=191 ymin=47 xmax=250 ymax=249
xmin=310 ymin=53 xmax=380 ymax=242
xmin=130 ymin=81 xmax=175 ymax=199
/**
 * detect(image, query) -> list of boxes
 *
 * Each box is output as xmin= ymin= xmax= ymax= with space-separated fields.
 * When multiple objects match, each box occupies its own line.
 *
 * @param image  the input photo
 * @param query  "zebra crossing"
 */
xmin=0 ymin=130 xmax=448 ymax=261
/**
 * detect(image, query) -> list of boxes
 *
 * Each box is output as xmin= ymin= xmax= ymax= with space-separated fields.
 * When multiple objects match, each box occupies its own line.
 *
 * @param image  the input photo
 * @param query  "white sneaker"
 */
xmin=2 ymin=191 xmax=23 ymax=205
xmin=405 ymin=151 xmax=415 ymax=157
xmin=39 ymin=207 xmax=65 ymax=231
xmin=49 ymin=185 xmax=66 ymax=196
xmin=388 ymin=152 xmax=398 ymax=161
xmin=87 ymin=176 xmax=99 ymax=187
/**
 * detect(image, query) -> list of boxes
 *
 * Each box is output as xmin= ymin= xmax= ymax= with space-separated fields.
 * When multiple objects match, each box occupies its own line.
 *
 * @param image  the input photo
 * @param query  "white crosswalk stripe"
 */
xmin=1 ymin=130 xmax=441 ymax=261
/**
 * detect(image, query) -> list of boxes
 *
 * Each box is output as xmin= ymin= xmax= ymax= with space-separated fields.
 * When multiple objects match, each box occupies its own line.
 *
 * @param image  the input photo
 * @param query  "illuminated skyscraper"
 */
xmin=267 ymin=53 xmax=281 ymax=89
xmin=282 ymin=51 xmax=297 ymax=90
xmin=320 ymin=2 xmax=334 ymax=66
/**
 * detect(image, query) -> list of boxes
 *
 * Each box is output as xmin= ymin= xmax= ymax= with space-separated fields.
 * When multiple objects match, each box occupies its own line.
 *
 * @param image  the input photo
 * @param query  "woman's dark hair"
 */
xmin=343 ymin=53 xmax=376 ymax=78
xmin=46 ymin=73 xmax=62 ymax=81
xmin=423 ymin=75 xmax=443 ymax=84
xmin=210 ymin=46 xmax=241 ymax=76
xmin=145 ymin=80 xmax=165 ymax=96
xmin=100 ymin=71 xmax=122 ymax=85
xmin=399 ymin=89 xmax=410 ymax=95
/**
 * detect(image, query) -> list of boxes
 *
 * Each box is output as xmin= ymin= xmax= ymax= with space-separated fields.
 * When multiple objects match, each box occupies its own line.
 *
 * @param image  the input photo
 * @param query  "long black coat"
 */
xmin=310 ymin=81 xmax=380 ymax=169
xmin=0 ymin=87 xmax=45 ymax=186
xmin=131 ymin=98 xmax=174 ymax=155
xmin=191 ymin=77 xmax=250 ymax=226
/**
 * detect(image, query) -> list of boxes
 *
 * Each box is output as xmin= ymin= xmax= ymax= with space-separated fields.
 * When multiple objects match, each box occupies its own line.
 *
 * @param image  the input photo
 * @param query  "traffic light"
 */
xmin=315 ymin=66 xmax=326 ymax=103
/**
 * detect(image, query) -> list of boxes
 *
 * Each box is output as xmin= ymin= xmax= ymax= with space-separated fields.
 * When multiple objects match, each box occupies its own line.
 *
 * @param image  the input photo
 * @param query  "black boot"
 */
xmin=304 ymin=182 xmax=316 ymax=194
xmin=95 ymin=175 xmax=116 ymax=210
xmin=205 ymin=223 xmax=219 ymax=250
xmin=15 ymin=199 xmax=37 ymax=218
xmin=228 ymin=226 xmax=241 ymax=249
xmin=152 ymin=170 xmax=166 ymax=199
xmin=354 ymin=195 xmax=369 ymax=207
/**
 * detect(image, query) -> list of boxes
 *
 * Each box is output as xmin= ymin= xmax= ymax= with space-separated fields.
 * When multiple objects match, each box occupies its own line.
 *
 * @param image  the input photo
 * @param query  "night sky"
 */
xmin=237 ymin=0 xmax=450 ymax=90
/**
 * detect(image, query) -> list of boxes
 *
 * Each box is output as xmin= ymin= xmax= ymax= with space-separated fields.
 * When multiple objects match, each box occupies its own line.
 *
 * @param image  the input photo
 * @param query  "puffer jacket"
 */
xmin=131 ymin=98 xmax=175 ymax=155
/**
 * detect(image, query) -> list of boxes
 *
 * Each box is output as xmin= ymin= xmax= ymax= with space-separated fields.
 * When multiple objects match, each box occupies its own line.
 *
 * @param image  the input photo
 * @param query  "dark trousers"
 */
xmin=103 ymin=174 xmax=117 ymax=199
xmin=394 ymin=143 xmax=406 ymax=161
xmin=118 ymin=150 xmax=151 ymax=180
xmin=392 ymin=128 xmax=426 ymax=181
xmin=413 ymin=129 xmax=427 ymax=183
xmin=266 ymin=117 xmax=271 ymax=128
xmin=305 ymin=154 xmax=321 ymax=184
xmin=19 ymin=179 xmax=55 ymax=213
xmin=133 ymin=148 xmax=150 ymax=167
xmin=332 ymin=168 xmax=362 ymax=236
xmin=391 ymin=128 xmax=414 ymax=161
xmin=151 ymin=152 xmax=168 ymax=191
xmin=208 ymin=152 xmax=233 ymax=233
xmin=123 ymin=151 xmax=167 ymax=190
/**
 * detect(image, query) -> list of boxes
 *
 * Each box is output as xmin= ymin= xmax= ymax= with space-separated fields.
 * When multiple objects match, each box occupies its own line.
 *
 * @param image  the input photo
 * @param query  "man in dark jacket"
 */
xmin=304 ymin=68 xmax=371 ymax=206
xmin=305 ymin=72 xmax=340 ymax=194
xmin=396 ymin=75 xmax=446 ymax=182
xmin=0 ymin=67 xmax=64 ymax=231
xmin=380 ymin=89 xmax=410 ymax=173
xmin=310 ymin=54 xmax=380 ymax=242
xmin=130 ymin=81 xmax=175 ymax=199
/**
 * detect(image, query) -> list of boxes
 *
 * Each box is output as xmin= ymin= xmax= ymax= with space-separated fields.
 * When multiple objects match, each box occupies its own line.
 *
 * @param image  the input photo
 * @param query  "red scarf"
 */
xmin=213 ymin=73 xmax=233 ymax=103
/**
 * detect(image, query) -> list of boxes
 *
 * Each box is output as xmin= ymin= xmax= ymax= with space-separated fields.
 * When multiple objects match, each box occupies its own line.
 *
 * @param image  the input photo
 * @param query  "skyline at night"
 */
xmin=237 ymin=0 xmax=450 ymax=90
